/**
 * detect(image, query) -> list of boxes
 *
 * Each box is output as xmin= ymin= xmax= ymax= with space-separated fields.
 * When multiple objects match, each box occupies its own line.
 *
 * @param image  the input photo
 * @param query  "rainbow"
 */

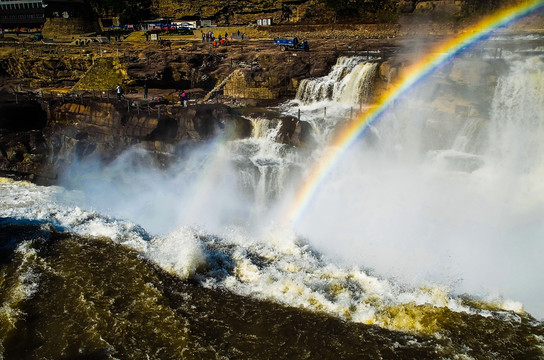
xmin=286 ymin=0 xmax=544 ymax=224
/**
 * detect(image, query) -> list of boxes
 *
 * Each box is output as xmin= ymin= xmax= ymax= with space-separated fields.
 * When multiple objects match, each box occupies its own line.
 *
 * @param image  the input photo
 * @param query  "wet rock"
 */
xmin=0 ymin=94 xmax=253 ymax=183
xmin=378 ymin=60 xmax=399 ymax=84
xmin=0 ymin=101 xmax=47 ymax=132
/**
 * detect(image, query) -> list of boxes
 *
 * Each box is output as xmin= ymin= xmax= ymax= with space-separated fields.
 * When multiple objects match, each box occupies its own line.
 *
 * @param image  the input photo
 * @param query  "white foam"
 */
xmin=1 ymin=179 xmax=205 ymax=280
xmin=0 ymin=178 xmax=527 ymax=334
xmin=195 ymin=225 xmax=485 ymax=331
xmin=0 ymin=240 xmax=43 ymax=343
xmin=146 ymin=227 xmax=206 ymax=279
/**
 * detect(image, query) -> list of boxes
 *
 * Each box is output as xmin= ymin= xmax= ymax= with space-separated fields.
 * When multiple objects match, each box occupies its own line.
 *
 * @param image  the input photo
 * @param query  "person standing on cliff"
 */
xmin=143 ymin=83 xmax=148 ymax=99
xmin=116 ymin=84 xmax=124 ymax=101
xmin=179 ymin=90 xmax=188 ymax=107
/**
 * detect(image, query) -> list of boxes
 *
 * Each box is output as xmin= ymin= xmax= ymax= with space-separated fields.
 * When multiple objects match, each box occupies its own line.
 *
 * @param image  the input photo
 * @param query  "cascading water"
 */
xmin=296 ymin=57 xmax=379 ymax=105
xmin=2 ymin=35 xmax=544 ymax=359
xmin=284 ymin=57 xmax=380 ymax=147
xmin=295 ymin=50 xmax=544 ymax=319
xmin=231 ymin=116 xmax=296 ymax=212
xmin=488 ymin=56 xmax=544 ymax=171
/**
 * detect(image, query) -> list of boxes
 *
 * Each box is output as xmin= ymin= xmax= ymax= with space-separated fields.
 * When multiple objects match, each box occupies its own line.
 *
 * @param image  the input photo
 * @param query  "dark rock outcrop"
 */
xmin=0 ymin=101 xmax=47 ymax=132
xmin=0 ymin=95 xmax=248 ymax=183
xmin=0 ymin=94 xmax=310 ymax=184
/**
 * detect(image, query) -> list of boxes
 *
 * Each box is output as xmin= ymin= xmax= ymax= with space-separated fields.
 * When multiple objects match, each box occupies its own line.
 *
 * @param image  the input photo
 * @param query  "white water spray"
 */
xmin=296 ymin=57 xmax=379 ymax=105
xmin=295 ymin=54 xmax=544 ymax=318
xmin=14 ymin=39 xmax=543 ymax=323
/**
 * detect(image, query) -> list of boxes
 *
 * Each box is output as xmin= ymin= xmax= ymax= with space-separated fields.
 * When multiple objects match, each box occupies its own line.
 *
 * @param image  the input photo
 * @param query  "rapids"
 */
xmin=2 ymin=33 xmax=544 ymax=359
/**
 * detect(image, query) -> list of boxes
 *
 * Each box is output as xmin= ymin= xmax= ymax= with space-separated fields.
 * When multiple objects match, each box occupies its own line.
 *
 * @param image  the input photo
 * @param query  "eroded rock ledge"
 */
xmin=0 ymin=96 xmax=312 ymax=184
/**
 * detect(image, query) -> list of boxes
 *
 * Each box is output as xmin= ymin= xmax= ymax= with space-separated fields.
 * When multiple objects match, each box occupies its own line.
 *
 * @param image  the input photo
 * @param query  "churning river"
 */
xmin=2 ymin=33 xmax=544 ymax=359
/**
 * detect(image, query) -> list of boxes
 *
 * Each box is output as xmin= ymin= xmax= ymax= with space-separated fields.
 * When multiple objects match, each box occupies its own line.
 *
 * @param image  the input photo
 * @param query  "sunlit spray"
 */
xmin=287 ymin=37 xmax=544 ymax=323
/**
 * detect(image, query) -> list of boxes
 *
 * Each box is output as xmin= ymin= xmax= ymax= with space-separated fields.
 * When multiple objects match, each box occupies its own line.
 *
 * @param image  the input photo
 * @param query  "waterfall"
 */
xmin=296 ymin=57 xmax=378 ymax=105
xmin=335 ymin=62 xmax=379 ymax=105
xmin=452 ymin=117 xmax=485 ymax=153
xmin=286 ymin=57 xmax=380 ymax=148
xmin=250 ymin=118 xmax=286 ymax=208
xmin=294 ymin=52 xmax=544 ymax=318
xmin=250 ymin=117 xmax=281 ymax=140
xmin=231 ymin=117 xmax=296 ymax=212
xmin=10 ymin=37 xmax=544 ymax=343
xmin=486 ymin=56 xmax=544 ymax=172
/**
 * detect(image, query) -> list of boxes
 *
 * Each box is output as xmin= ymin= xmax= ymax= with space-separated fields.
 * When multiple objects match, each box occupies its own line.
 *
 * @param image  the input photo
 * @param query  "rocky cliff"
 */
xmin=0 ymin=96 xmax=234 ymax=183
xmin=0 ymin=1 xmax=538 ymax=185
xmin=0 ymin=94 xmax=313 ymax=184
xmin=1 ymin=51 xmax=90 ymax=88
xmin=150 ymin=0 xmax=528 ymax=25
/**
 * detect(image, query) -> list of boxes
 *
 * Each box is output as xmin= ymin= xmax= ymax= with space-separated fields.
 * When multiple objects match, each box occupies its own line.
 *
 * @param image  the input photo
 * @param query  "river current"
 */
xmin=2 ymin=34 xmax=544 ymax=359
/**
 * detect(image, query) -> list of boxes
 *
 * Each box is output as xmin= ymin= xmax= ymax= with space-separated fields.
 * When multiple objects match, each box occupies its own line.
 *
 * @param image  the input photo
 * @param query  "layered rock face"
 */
xmin=0 ymin=97 xmax=237 ymax=183
xmin=0 ymin=101 xmax=49 ymax=181
xmin=0 ymin=95 xmax=314 ymax=184
xmin=42 ymin=18 xmax=100 ymax=38
xmin=1 ymin=52 xmax=91 ymax=88
xmin=150 ymin=0 xmax=462 ymax=24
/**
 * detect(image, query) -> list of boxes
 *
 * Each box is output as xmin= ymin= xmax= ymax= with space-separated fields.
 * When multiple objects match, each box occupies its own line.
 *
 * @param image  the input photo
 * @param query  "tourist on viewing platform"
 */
xmin=179 ymin=90 xmax=188 ymax=107
xmin=116 ymin=84 xmax=124 ymax=101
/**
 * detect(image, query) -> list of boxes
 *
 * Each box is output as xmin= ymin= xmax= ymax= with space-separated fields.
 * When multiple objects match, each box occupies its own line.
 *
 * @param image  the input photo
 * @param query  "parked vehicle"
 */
xmin=273 ymin=37 xmax=309 ymax=51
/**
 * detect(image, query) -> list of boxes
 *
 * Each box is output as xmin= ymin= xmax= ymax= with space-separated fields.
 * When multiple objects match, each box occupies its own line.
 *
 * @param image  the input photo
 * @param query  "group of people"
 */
xmin=203 ymin=31 xmax=226 ymax=42
xmin=117 ymin=83 xmax=189 ymax=108
xmin=202 ymin=30 xmax=242 ymax=43
xmin=212 ymin=38 xmax=230 ymax=47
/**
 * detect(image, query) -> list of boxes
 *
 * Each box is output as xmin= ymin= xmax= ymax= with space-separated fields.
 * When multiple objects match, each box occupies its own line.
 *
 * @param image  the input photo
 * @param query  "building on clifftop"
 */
xmin=0 ymin=0 xmax=45 ymax=28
